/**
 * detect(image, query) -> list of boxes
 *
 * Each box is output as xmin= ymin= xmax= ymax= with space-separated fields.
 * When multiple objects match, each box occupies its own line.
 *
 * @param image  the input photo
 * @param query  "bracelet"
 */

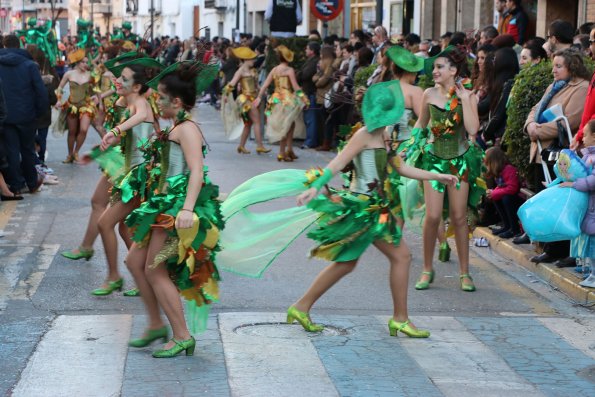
xmin=180 ymin=208 xmax=193 ymax=213
xmin=110 ymin=126 xmax=121 ymax=137
xmin=305 ymin=167 xmax=333 ymax=192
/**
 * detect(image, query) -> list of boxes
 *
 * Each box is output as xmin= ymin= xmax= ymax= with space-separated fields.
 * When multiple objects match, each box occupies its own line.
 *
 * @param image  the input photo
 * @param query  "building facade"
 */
xmin=3 ymin=0 xmax=595 ymax=41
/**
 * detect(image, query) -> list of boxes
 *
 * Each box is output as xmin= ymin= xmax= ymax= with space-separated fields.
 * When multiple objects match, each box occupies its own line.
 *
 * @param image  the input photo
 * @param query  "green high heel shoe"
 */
xmin=61 ymin=247 xmax=94 ymax=261
xmin=123 ymin=288 xmax=140 ymax=297
xmin=286 ymin=306 xmax=324 ymax=332
xmin=388 ymin=319 xmax=430 ymax=338
xmin=129 ymin=326 xmax=169 ymax=348
xmin=415 ymin=270 xmax=435 ymax=290
xmin=91 ymin=278 xmax=124 ymax=296
xmin=152 ymin=337 xmax=196 ymax=358
xmin=438 ymin=242 xmax=451 ymax=262
xmin=460 ymin=274 xmax=476 ymax=292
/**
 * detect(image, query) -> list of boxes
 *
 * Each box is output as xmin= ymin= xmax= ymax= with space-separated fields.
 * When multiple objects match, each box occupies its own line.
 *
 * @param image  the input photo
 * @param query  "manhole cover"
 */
xmin=577 ymin=365 xmax=595 ymax=383
xmin=233 ymin=322 xmax=349 ymax=338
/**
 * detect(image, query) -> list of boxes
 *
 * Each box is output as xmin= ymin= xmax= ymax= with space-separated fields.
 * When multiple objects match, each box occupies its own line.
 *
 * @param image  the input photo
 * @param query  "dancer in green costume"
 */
xmin=403 ymin=46 xmax=485 ymax=292
xmin=219 ymin=80 xmax=458 ymax=337
xmin=124 ymin=60 xmax=222 ymax=358
xmin=91 ymin=57 xmax=163 ymax=296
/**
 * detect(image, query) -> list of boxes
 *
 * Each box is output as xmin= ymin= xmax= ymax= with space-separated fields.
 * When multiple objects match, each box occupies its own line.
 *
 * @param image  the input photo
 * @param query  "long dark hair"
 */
xmin=489 ymin=47 xmax=519 ymax=111
xmin=472 ymin=44 xmax=495 ymax=89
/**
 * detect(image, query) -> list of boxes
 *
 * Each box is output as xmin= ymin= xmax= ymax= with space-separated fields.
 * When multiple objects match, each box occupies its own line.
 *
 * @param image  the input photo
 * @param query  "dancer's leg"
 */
xmin=74 ymin=114 xmax=91 ymax=157
xmin=145 ymin=228 xmax=191 ymax=345
xmin=422 ymin=182 xmax=444 ymax=272
xmin=292 ymin=259 xmax=358 ymax=313
xmin=447 ymin=182 xmax=470 ymax=274
xmin=66 ymin=115 xmax=78 ymax=158
xmin=374 ymin=239 xmax=412 ymax=322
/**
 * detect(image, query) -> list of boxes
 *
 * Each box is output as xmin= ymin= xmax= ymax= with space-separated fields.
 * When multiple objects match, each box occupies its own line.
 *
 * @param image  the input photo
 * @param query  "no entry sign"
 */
xmin=310 ymin=0 xmax=343 ymax=22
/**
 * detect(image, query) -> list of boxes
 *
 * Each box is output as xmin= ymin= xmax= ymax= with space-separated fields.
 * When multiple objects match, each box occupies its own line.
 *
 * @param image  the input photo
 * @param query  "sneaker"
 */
xmin=579 ymin=274 xmax=595 ymax=288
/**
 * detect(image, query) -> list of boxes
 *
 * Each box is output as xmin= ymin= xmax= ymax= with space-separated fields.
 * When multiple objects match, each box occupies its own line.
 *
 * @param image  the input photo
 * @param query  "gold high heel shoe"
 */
xmin=277 ymin=153 xmax=293 ymax=162
xmin=287 ymin=306 xmax=324 ymax=332
xmin=237 ymin=146 xmax=250 ymax=154
xmin=256 ymin=146 xmax=271 ymax=154
xmin=388 ymin=319 xmax=430 ymax=338
xmin=287 ymin=150 xmax=299 ymax=160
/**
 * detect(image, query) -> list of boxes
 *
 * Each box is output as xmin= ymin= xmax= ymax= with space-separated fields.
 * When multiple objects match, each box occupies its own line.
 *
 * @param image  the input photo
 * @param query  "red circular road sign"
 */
xmin=310 ymin=0 xmax=343 ymax=22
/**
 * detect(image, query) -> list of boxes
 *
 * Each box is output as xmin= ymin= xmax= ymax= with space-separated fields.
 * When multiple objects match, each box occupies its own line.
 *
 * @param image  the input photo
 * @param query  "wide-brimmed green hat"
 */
xmin=424 ymin=45 xmax=454 ymax=76
xmin=147 ymin=60 xmax=220 ymax=96
xmin=104 ymin=50 xmax=143 ymax=69
xmin=107 ymin=57 xmax=164 ymax=78
xmin=122 ymin=21 xmax=133 ymax=30
xmin=386 ymin=46 xmax=424 ymax=73
xmin=362 ymin=80 xmax=405 ymax=132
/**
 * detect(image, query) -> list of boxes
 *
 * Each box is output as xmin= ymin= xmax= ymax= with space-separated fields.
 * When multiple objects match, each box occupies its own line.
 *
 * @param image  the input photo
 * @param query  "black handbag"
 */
xmin=540 ymin=120 xmax=570 ymax=165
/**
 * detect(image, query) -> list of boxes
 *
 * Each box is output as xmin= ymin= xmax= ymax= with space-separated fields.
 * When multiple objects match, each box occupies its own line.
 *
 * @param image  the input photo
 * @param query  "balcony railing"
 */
xmin=205 ymin=0 xmax=227 ymax=9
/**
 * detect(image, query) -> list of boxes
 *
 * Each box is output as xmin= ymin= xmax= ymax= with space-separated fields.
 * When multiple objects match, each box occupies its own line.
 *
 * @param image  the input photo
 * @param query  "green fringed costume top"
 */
xmin=113 ymin=122 xmax=155 ymax=203
xmin=306 ymin=148 xmax=403 ymax=262
xmin=400 ymin=102 xmax=486 ymax=215
xmin=217 ymin=146 xmax=404 ymax=278
xmin=125 ymin=131 xmax=224 ymax=334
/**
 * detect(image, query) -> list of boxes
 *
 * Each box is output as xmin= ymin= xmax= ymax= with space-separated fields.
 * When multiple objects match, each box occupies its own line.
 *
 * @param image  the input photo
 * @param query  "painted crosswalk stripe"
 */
xmin=537 ymin=317 xmax=595 ymax=360
xmin=12 ymin=315 xmax=132 ymax=397
xmin=219 ymin=312 xmax=339 ymax=396
xmin=459 ymin=316 xmax=595 ymax=396
xmin=392 ymin=316 xmax=543 ymax=397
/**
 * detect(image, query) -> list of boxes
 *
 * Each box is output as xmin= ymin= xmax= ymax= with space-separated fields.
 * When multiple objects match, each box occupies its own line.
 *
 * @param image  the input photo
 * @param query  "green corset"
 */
xmin=428 ymin=104 xmax=469 ymax=160
xmin=124 ymin=122 xmax=153 ymax=170
xmin=350 ymin=149 xmax=387 ymax=194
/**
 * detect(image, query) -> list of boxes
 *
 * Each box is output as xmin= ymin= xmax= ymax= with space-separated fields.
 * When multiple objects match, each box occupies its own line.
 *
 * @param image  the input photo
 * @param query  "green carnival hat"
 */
xmin=122 ymin=21 xmax=133 ymax=30
xmin=424 ymin=45 xmax=455 ymax=76
xmin=362 ymin=80 xmax=405 ymax=132
xmin=104 ymin=50 xmax=143 ymax=69
xmin=147 ymin=60 xmax=220 ymax=96
xmin=107 ymin=57 xmax=164 ymax=78
xmin=386 ymin=46 xmax=424 ymax=73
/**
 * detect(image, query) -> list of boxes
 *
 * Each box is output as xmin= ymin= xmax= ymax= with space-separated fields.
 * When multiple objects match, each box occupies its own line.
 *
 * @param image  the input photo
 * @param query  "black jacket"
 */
xmin=0 ymin=48 xmax=48 ymax=125
xmin=297 ymin=55 xmax=319 ymax=96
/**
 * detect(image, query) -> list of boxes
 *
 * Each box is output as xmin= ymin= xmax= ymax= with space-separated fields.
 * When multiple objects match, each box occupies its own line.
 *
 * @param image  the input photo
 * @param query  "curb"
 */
xmin=474 ymin=227 xmax=595 ymax=306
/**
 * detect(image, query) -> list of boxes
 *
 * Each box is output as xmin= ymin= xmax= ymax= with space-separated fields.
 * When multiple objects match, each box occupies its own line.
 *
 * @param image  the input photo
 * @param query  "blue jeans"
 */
xmin=36 ymin=127 xmax=49 ymax=163
xmin=303 ymin=94 xmax=319 ymax=148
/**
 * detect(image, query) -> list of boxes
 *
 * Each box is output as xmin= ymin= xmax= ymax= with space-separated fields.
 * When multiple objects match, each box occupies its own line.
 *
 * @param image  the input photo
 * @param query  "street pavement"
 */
xmin=0 ymin=104 xmax=594 ymax=397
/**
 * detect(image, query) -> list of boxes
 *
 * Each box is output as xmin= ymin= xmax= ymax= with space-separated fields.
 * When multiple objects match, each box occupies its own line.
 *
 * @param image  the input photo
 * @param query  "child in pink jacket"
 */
xmin=485 ymin=147 xmax=522 ymax=239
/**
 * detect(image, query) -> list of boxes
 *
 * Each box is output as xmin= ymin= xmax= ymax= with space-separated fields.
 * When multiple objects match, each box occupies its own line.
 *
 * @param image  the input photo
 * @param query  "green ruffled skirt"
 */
xmin=400 ymin=129 xmax=485 ymax=212
xmin=420 ymin=142 xmax=486 ymax=209
xmin=125 ymin=171 xmax=224 ymax=333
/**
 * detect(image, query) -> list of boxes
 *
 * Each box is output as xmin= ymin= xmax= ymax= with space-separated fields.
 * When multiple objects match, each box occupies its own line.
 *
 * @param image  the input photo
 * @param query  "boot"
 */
xmin=315 ymin=139 xmax=331 ymax=151
xmin=579 ymin=258 xmax=595 ymax=288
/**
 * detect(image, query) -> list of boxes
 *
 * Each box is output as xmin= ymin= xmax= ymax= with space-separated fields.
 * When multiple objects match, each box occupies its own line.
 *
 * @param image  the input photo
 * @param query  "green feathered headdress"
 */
xmin=104 ymin=51 xmax=144 ymax=69
xmin=107 ymin=57 xmax=164 ymax=78
xmin=146 ymin=60 xmax=220 ymax=96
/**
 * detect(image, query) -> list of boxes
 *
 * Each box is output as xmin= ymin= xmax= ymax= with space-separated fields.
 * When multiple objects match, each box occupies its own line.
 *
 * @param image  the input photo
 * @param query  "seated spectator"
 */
xmin=485 ymin=147 xmax=522 ymax=239
xmin=524 ymin=48 xmax=590 ymax=263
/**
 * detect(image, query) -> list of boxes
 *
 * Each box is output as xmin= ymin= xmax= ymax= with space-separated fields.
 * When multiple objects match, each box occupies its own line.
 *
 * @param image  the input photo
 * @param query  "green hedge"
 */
xmin=502 ymin=61 xmax=553 ymax=179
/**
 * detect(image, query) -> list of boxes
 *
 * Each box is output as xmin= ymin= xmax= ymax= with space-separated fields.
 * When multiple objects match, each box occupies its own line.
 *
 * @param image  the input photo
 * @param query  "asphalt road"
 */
xmin=0 ymin=104 xmax=593 ymax=396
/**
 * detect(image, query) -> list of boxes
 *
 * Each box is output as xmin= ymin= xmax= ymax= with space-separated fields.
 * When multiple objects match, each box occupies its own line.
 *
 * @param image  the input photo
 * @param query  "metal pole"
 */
xmin=236 ymin=0 xmax=240 ymax=30
xmin=91 ymin=0 xmax=94 ymax=27
xmin=22 ymin=0 xmax=25 ymax=30
xmin=376 ymin=0 xmax=383 ymax=27
xmin=150 ymin=0 xmax=154 ymax=42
